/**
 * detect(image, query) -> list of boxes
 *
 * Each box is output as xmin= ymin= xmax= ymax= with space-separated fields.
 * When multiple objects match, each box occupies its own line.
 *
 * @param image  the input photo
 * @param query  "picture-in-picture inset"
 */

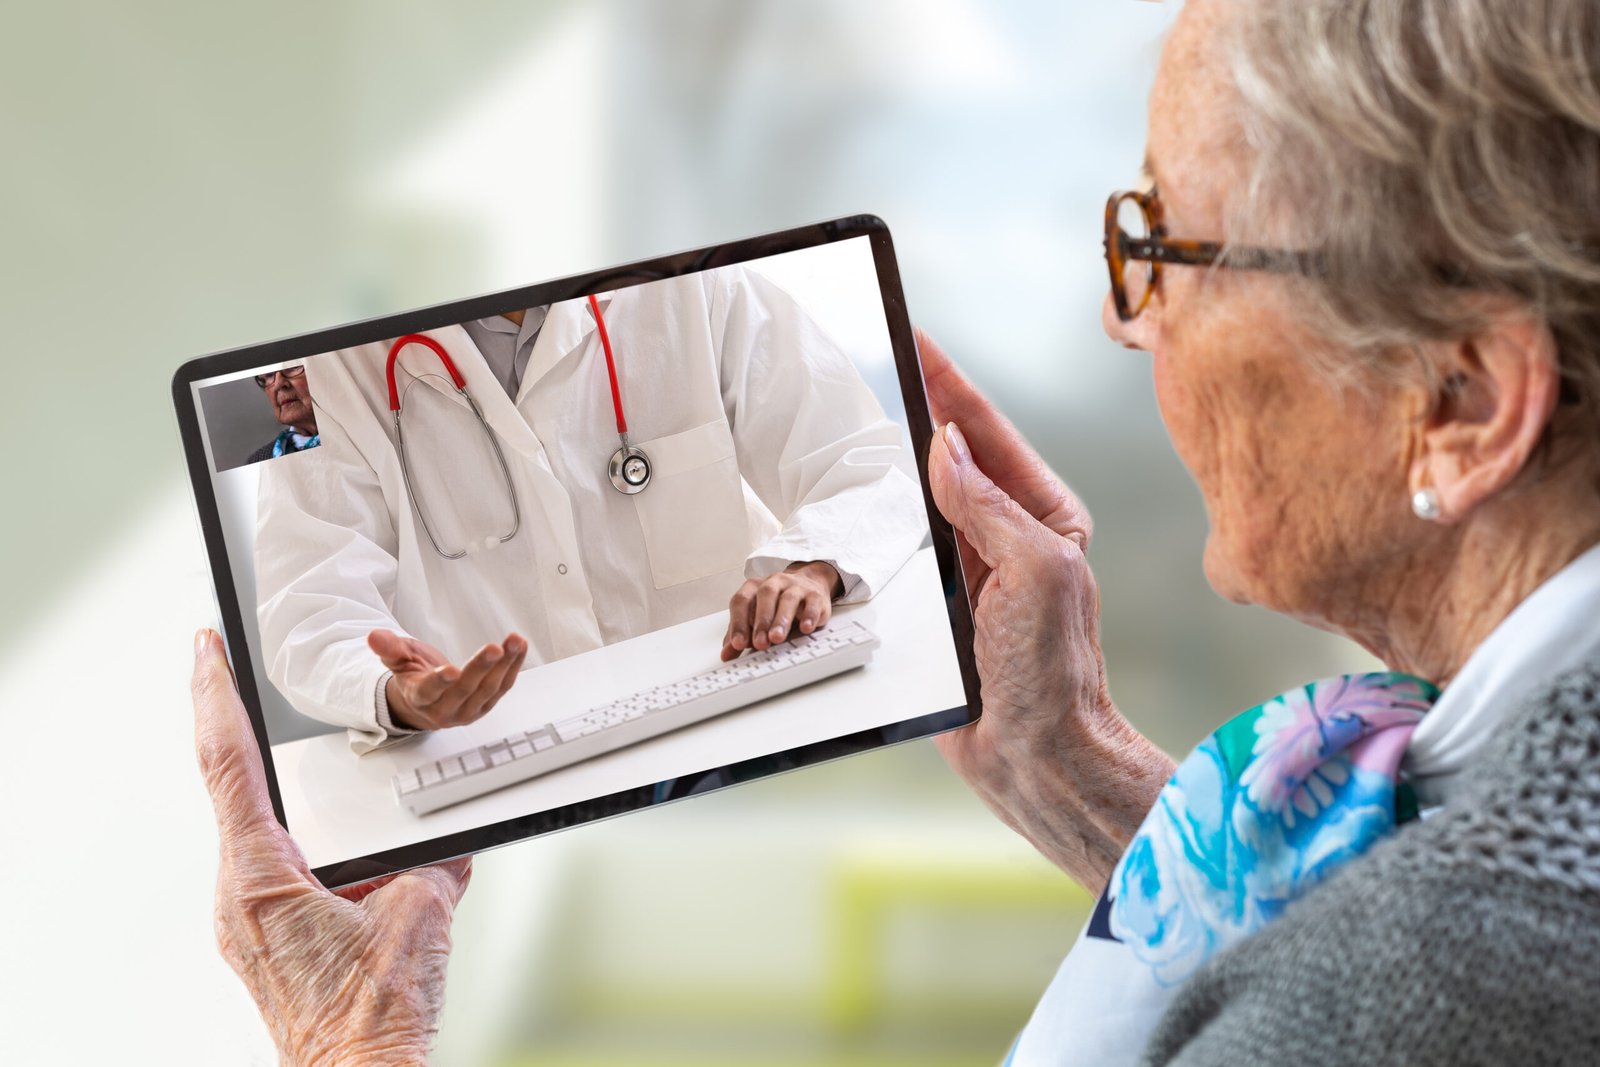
xmin=199 ymin=365 xmax=321 ymax=472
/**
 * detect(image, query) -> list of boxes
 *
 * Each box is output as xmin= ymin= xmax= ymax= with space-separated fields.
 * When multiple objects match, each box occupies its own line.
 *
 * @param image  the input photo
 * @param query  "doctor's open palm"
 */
xmin=368 ymin=629 xmax=529 ymax=732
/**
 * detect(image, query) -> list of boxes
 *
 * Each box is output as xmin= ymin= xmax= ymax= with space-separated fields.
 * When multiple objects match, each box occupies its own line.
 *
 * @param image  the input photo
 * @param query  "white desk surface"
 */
xmin=272 ymin=546 xmax=966 ymax=870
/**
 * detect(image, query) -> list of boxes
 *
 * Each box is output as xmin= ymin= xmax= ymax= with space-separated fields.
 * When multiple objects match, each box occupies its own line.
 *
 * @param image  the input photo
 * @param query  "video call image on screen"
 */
xmin=192 ymin=237 xmax=966 ymax=871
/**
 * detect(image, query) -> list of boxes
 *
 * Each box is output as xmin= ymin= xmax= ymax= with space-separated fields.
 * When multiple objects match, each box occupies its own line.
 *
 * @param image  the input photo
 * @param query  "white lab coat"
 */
xmin=255 ymin=266 xmax=926 ymax=752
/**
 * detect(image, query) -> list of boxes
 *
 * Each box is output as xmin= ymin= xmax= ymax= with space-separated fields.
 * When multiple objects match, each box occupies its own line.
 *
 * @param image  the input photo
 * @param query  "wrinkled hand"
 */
xmin=193 ymin=629 xmax=471 ymax=1067
xmin=919 ymin=328 xmax=1174 ymax=888
xmin=368 ymin=629 xmax=527 ymax=731
xmin=721 ymin=560 xmax=842 ymax=661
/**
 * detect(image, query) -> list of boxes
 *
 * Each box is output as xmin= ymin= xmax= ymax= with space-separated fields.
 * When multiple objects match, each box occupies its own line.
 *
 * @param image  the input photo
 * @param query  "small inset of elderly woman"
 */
xmin=188 ymin=0 xmax=1600 ymax=1063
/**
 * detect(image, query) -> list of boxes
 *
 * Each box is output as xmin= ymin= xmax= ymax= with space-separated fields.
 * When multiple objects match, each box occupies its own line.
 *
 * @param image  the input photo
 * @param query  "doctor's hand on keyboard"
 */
xmin=368 ymin=629 xmax=529 ymax=731
xmin=721 ymin=559 xmax=844 ymax=661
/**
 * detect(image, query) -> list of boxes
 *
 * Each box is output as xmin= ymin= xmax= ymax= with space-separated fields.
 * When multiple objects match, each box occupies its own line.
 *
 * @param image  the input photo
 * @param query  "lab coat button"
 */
xmin=557 ymin=563 xmax=568 ymax=575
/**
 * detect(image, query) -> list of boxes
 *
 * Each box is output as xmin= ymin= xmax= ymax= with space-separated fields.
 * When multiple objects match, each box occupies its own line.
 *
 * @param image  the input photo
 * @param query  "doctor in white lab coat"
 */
xmin=254 ymin=265 xmax=927 ymax=752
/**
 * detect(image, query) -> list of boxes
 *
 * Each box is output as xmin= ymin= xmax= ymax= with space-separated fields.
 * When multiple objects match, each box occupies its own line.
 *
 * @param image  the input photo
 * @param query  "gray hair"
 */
xmin=1224 ymin=0 xmax=1600 ymax=466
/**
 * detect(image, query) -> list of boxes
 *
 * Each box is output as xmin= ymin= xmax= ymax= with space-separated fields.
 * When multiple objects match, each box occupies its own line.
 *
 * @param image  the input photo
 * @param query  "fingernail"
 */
xmin=944 ymin=422 xmax=971 ymax=465
xmin=194 ymin=629 xmax=210 ymax=656
xmin=801 ymin=617 xmax=814 ymax=632
xmin=733 ymin=634 xmax=746 ymax=649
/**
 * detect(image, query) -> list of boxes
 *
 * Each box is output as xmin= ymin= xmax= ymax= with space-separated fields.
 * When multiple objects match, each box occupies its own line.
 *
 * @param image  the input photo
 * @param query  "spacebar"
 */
xmin=401 ymin=738 xmax=594 ymax=815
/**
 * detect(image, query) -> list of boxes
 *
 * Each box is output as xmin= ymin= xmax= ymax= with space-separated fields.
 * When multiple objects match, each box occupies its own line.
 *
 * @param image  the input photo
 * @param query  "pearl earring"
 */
xmin=1411 ymin=488 xmax=1442 ymax=521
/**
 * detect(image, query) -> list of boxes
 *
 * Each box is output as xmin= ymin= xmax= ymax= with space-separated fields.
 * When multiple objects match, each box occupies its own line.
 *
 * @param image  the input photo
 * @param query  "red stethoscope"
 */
xmin=384 ymin=295 xmax=650 ymax=560
xmin=586 ymin=294 xmax=654 ymax=496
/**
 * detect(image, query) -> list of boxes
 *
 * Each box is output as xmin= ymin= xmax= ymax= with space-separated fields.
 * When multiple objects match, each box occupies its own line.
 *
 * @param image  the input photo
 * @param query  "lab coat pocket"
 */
xmin=632 ymin=419 xmax=750 ymax=589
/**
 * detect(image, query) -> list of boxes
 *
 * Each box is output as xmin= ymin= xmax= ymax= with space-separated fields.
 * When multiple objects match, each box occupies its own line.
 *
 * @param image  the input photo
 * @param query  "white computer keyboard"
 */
xmin=394 ymin=619 xmax=881 ymax=815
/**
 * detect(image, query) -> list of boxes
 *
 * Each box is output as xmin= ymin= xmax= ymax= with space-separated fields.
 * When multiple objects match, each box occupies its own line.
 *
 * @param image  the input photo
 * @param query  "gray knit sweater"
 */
xmin=1141 ymin=662 xmax=1600 ymax=1066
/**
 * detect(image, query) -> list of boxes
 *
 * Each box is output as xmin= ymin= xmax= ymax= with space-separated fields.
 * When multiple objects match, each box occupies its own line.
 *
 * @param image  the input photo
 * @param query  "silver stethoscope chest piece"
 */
xmin=609 ymin=435 xmax=653 ymax=495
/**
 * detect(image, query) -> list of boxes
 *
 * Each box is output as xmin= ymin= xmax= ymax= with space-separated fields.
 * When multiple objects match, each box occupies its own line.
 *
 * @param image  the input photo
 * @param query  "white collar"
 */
xmin=1406 ymin=540 xmax=1600 ymax=805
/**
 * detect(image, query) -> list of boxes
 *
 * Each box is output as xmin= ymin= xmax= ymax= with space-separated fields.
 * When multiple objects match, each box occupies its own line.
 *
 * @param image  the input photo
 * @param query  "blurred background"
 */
xmin=0 ymin=1 xmax=1371 ymax=1063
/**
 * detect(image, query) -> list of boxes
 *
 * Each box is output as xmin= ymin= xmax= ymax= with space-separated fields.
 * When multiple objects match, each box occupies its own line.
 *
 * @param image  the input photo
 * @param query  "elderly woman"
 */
xmin=189 ymin=0 xmax=1600 ymax=1063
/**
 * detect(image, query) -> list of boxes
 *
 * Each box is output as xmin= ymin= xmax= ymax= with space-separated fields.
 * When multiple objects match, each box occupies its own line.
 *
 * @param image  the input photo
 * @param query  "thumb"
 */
xmin=367 ymin=628 xmax=418 ymax=670
xmin=368 ymin=857 xmax=474 ymax=933
xmin=928 ymin=422 xmax=1042 ymax=570
xmin=192 ymin=629 xmax=284 ymax=845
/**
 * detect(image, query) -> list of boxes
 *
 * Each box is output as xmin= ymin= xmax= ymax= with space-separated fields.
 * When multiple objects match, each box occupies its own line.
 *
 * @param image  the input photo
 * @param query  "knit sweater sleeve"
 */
xmin=1140 ymin=663 xmax=1600 ymax=1067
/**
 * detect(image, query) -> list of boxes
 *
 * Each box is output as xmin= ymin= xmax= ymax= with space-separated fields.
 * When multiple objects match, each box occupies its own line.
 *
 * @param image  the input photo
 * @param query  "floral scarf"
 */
xmin=1004 ymin=672 xmax=1437 ymax=1066
xmin=271 ymin=427 xmax=320 ymax=458
xmin=1108 ymin=672 xmax=1436 ymax=984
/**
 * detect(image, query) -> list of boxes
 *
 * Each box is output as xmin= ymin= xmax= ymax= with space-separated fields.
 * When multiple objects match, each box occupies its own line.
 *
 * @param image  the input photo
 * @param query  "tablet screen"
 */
xmin=177 ymin=220 xmax=977 ymax=886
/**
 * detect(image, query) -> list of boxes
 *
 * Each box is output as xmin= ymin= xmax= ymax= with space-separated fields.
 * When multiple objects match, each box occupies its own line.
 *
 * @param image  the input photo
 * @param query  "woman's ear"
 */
xmin=1409 ymin=306 xmax=1561 ymax=523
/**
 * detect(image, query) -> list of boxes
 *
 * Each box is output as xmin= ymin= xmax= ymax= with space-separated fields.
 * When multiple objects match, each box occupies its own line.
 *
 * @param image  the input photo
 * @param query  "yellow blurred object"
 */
xmin=495 ymin=841 xmax=1092 ymax=1067
xmin=822 ymin=851 xmax=1094 ymax=1034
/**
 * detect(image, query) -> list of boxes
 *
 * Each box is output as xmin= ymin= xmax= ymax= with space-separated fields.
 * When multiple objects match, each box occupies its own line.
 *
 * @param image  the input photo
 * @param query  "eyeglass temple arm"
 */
xmin=1121 ymin=235 xmax=1323 ymax=276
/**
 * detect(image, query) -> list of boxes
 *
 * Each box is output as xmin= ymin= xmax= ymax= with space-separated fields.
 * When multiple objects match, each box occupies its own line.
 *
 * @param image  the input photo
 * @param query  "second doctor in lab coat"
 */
xmin=255 ymin=266 xmax=927 ymax=752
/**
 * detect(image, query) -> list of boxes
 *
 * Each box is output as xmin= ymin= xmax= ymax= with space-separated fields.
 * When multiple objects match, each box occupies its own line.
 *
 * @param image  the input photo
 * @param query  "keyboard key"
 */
xmin=552 ymin=719 xmax=599 ymax=743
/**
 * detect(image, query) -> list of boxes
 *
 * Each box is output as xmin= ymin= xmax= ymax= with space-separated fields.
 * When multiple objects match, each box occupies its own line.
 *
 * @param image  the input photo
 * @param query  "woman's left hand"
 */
xmin=193 ymin=629 xmax=472 ymax=1067
xmin=919 ymin=329 xmax=1175 ymax=889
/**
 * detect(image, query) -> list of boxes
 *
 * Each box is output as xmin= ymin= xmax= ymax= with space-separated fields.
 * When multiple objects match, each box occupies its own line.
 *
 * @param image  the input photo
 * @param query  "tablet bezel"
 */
xmin=172 ymin=214 xmax=981 ymax=889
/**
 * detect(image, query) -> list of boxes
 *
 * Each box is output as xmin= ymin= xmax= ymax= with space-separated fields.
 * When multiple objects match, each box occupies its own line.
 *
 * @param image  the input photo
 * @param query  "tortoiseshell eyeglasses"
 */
xmin=1104 ymin=188 xmax=1323 ymax=322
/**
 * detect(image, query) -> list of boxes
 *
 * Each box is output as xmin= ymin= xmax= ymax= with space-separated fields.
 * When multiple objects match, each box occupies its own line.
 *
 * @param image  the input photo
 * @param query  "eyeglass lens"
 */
xmin=1116 ymin=196 xmax=1155 ymax=316
xmin=255 ymin=366 xmax=306 ymax=389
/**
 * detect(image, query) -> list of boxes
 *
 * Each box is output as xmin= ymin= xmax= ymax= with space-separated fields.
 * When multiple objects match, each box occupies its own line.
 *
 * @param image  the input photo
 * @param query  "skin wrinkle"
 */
xmin=226 ymin=856 xmax=449 ymax=1058
xmin=920 ymin=344 xmax=1093 ymax=548
xmin=999 ymin=558 xmax=1137 ymax=870
xmin=1149 ymin=1 xmax=1600 ymax=689
xmin=920 ymin=342 xmax=1176 ymax=888
xmin=297 ymin=914 xmax=441 ymax=1064
xmin=1012 ymin=752 xmax=1124 ymax=875
xmin=1148 ymin=254 xmax=1406 ymax=621
xmin=193 ymin=622 xmax=468 ymax=1066
xmin=267 ymin=370 xmax=317 ymax=438
xmin=999 ymin=741 xmax=1121 ymax=875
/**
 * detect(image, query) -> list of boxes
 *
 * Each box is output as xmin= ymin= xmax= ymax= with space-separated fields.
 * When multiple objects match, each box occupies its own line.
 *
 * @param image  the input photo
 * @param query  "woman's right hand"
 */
xmin=194 ymin=629 xmax=471 ymax=1066
xmin=919 ymin=328 xmax=1175 ymax=889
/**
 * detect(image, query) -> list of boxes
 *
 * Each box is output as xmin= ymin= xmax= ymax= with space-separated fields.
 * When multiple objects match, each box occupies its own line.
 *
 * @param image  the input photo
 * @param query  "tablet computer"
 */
xmin=173 ymin=215 xmax=980 ymax=889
